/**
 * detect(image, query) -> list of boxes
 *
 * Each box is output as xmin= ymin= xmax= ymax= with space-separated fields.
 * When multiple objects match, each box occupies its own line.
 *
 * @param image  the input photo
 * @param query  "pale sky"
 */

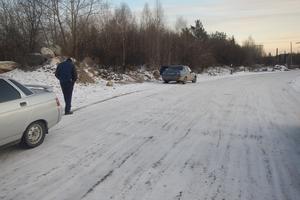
xmin=111 ymin=0 xmax=300 ymax=55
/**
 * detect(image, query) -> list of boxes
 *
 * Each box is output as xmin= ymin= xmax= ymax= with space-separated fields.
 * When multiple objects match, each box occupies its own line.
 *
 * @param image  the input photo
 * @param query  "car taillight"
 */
xmin=55 ymin=97 xmax=60 ymax=107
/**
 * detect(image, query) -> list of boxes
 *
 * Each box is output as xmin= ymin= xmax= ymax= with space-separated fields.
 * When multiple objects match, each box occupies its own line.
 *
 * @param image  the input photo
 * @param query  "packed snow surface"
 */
xmin=291 ymin=74 xmax=300 ymax=93
xmin=0 ymin=70 xmax=300 ymax=200
xmin=3 ymin=67 xmax=274 ymax=110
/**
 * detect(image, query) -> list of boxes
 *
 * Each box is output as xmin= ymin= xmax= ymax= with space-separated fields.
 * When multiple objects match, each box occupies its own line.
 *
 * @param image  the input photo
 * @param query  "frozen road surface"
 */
xmin=1 ymin=72 xmax=300 ymax=200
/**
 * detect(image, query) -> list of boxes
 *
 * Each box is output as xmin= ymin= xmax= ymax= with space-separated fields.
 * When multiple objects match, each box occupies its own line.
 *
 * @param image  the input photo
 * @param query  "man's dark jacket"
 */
xmin=55 ymin=60 xmax=77 ymax=83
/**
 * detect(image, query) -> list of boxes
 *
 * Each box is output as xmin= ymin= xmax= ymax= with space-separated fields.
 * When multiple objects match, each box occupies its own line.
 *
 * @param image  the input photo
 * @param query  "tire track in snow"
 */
xmin=81 ymin=86 xmax=210 ymax=200
xmin=1 ymin=72 xmax=300 ymax=200
xmin=152 ymin=128 xmax=192 ymax=169
xmin=81 ymin=136 xmax=154 ymax=199
xmin=73 ymin=90 xmax=144 ymax=112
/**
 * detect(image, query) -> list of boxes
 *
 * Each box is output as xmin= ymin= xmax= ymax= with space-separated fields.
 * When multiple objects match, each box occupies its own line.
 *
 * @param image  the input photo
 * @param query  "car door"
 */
xmin=0 ymin=79 xmax=29 ymax=145
xmin=185 ymin=66 xmax=193 ymax=81
xmin=180 ymin=66 xmax=187 ymax=79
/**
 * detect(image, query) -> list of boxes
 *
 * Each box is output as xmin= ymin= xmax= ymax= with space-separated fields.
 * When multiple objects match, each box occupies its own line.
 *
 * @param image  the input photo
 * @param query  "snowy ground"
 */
xmin=3 ymin=68 xmax=276 ymax=111
xmin=290 ymin=74 xmax=300 ymax=93
xmin=1 ymin=70 xmax=300 ymax=200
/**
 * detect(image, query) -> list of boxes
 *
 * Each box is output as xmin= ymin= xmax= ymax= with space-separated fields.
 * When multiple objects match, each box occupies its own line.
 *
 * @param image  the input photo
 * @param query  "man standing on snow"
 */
xmin=55 ymin=58 xmax=77 ymax=115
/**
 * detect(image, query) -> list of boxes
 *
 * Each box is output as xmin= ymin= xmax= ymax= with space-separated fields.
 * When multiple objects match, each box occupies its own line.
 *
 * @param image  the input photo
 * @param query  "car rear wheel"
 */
xmin=192 ymin=76 xmax=197 ymax=83
xmin=164 ymin=80 xmax=169 ymax=83
xmin=21 ymin=121 xmax=46 ymax=148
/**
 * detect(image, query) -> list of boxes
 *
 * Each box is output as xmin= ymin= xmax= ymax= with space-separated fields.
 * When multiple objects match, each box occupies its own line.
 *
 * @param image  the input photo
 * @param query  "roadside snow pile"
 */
xmin=273 ymin=65 xmax=289 ymax=71
xmin=197 ymin=70 xmax=257 ymax=82
xmin=206 ymin=66 xmax=232 ymax=76
xmin=204 ymin=66 xmax=250 ymax=76
xmin=4 ymin=64 xmax=295 ymax=110
xmin=4 ymin=67 xmax=159 ymax=110
xmin=291 ymin=75 xmax=300 ymax=92
xmin=97 ymin=68 xmax=160 ymax=83
xmin=205 ymin=65 xmax=291 ymax=76
xmin=0 ymin=61 xmax=18 ymax=73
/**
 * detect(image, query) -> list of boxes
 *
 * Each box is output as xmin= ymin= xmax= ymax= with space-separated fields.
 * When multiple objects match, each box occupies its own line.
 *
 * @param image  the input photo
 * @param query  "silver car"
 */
xmin=162 ymin=65 xmax=197 ymax=84
xmin=0 ymin=76 xmax=62 ymax=148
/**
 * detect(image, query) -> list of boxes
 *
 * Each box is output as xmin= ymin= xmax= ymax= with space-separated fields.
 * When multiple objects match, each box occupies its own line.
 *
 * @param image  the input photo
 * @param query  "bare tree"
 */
xmin=175 ymin=16 xmax=187 ymax=33
xmin=39 ymin=0 xmax=103 ymax=56
xmin=153 ymin=0 xmax=164 ymax=65
xmin=0 ymin=0 xmax=44 ymax=61
xmin=114 ymin=3 xmax=133 ymax=70
xmin=140 ymin=3 xmax=152 ymax=30
xmin=0 ymin=0 xmax=267 ymax=70
xmin=140 ymin=3 xmax=154 ymax=65
xmin=243 ymin=36 xmax=264 ymax=66
xmin=17 ymin=0 xmax=45 ymax=52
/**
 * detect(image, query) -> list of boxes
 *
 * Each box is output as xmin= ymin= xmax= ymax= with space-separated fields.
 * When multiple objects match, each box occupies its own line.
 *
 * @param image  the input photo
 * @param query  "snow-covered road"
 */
xmin=1 ymin=71 xmax=300 ymax=200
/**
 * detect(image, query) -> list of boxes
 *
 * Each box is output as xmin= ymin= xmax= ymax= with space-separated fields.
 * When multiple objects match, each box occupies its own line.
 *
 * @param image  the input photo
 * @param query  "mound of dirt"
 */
xmin=0 ymin=61 xmax=18 ymax=74
xmin=41 ymin=47 xmax=55 ymax=58
xmin=76 ymin=65 xmax=96 ymax=84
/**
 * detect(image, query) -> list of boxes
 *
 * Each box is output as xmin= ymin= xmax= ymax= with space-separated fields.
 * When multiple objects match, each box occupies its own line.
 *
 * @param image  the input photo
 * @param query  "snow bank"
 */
xmin=205 ymin=66 xmax=233 ymax=76
xmin=274 ymin=65 xmax=288 ymax=71
xmin=4 ymin=65 xmax=294 ymax=111
xmin=197 ymin=71 xmax=267 ymax=82
xmin=291 ymin=75 xmax=300 ymax=92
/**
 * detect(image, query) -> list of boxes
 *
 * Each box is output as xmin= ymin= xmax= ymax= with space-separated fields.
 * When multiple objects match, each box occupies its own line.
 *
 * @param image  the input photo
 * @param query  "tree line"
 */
xmin=0 ymin=0 xmax=288 ymax=72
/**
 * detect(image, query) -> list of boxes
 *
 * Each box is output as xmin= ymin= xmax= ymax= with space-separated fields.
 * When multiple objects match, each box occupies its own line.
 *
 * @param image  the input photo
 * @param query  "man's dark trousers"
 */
xmin=60 ymin=81 xmax=74 ymax=113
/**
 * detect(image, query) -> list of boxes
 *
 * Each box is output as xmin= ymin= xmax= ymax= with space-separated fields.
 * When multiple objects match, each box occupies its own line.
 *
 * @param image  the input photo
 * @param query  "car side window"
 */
xmin=0 ymin=79 xmax=21 ymax=103
xmin=9 ymin=79 xmax=33 ymax=96
xmin=183 ymin=67 xmax=188 ymax=73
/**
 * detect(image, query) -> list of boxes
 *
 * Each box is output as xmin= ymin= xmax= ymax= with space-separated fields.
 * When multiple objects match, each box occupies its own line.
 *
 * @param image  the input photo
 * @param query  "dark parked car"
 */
xmin=162 ymin=65 xmax=197 ymax=84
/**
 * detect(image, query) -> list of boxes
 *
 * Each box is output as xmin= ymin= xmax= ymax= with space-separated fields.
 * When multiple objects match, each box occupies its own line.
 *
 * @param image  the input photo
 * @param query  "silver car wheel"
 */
xmin=27 ymin=124 xmax=43 ymax=145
